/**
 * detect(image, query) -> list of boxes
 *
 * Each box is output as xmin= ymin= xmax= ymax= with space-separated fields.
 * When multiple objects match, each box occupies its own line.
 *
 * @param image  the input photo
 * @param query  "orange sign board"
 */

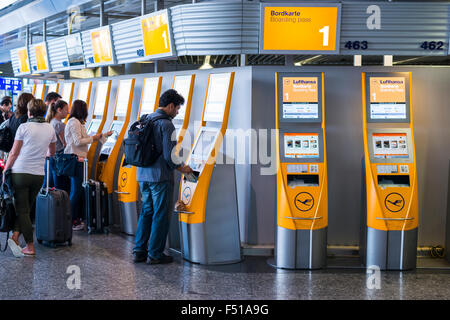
xmin=283 ymin=77 xmax=318 ymax=102
xmin=34 ymin=43 xmax=49 ymax=71
xmin=17 ymin=48 xmax=30 ymax=73
xmin=370 ymin=77 xmax=406 ymax=103
xmin=141 ymin=11 xmax=172 ymax=57
xmin=262 ymin=6 xmax=340 ymax=52
xmin=90 ymin=28 xmax=114 ymax=64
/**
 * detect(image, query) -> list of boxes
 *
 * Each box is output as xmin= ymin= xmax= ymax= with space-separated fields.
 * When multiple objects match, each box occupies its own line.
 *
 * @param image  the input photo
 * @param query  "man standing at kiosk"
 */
xmin=133 ymin=89 xmax=193 ymax=265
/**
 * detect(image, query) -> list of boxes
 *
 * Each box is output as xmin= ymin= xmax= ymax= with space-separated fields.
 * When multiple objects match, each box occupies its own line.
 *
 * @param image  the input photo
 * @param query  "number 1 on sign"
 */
xmin=319 ymin=26 xmax=329 ymax=46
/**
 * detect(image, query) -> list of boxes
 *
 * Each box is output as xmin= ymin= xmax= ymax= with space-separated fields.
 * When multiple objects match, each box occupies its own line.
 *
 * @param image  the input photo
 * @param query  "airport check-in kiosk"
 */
xmin=178 ymin=72 xmax=241 ymax=265
xmin=274 ymin=73 xmax=328 ymax=270
xmin=116 ymin=77 xmax=162 ymax=235
xmin=62 ymin=82 xmax=75 ymax=124
xmin=168 ymin=74 xmax=195 ymax=251
xmin=47 ymin=83 xmax=59 ymax=94
xmin=98 ymin=78 xmax=135 ymax=228
xmin=33 ymin=84 xmax=45 ymax=100
xmin=77 ymin=81 xmax=93 ymax=106
xmin=360 ymin=72 xmax=418 ymax=270
xmin=86 ymin=80 xmax=112 ymax=179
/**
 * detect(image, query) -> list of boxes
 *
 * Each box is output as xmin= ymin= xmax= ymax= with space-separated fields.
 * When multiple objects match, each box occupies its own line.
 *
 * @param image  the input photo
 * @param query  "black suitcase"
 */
xmin=35 ymin=161 xmax=72 ymax=247
xmin=83 ymin=160 xmax=109 ymax=234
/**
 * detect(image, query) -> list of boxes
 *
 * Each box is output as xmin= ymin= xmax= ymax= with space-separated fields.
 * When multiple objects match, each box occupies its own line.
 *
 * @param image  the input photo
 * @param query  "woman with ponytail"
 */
xmin=46 ymin=100 xmax=69 ymax=191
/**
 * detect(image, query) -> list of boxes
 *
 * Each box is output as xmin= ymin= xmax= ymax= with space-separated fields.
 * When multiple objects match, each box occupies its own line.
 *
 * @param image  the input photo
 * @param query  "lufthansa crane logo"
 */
xmin=385 ymin=192 xmax=405 ymax=212
xmin=182 ymin=187 xmax=192 ymax=205
xmin=120 ymin=172 xmax=128 ymax=188
xmin=294 ymin=192 xmax=314 ymax=212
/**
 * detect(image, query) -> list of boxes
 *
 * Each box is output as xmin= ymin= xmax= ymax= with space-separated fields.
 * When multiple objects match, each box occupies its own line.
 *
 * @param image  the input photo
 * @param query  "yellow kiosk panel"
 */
xmin=77 ymin=81 xmax=92 ymax=107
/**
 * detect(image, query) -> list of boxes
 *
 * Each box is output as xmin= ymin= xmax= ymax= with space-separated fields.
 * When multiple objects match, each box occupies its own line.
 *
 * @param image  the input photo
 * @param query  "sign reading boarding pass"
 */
xmin=370 ymin=77 xmax=407 ymax=120
xmin=33 ymin=43 xmax=50 ymax=72
xmin=90 ymin=27 xmax=115 ymax=65
xmin=260 ymin=4 xmax=341 ymax=54
xmin=140 ymin=10 xmax=174 ymax=59
xmin=282 ymin=77 xmax=319 ymax=119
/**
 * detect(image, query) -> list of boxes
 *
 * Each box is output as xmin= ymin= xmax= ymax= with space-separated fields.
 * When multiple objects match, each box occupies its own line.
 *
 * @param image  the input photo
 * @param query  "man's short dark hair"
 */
xmin=1 ymin=96 xmax=12 ymax=106
xmin=159 ymin=89 xmax=184 ymax=108
xmin=45 ymin=92 xmax=62 ymax=103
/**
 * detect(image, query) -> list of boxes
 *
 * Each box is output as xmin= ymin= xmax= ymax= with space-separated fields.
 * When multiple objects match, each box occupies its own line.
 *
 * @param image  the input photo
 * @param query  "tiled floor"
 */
xmin=0 ymin=232 xmax=449 ymax=300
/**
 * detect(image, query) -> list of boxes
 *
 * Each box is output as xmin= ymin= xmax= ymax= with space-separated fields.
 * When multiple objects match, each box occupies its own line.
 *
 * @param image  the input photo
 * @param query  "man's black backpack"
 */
xmin=0 ymin=126 xmax=13 ymax=152
xmin=123 ymin=113 xmax=169 ymax=167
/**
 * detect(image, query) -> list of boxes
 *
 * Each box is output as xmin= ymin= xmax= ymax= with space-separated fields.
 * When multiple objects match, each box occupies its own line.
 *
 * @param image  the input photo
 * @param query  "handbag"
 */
xmin=0 ymin=125 xmax=13 ymax=152
xmin=54 ymin=152 xmax=79 ymax=177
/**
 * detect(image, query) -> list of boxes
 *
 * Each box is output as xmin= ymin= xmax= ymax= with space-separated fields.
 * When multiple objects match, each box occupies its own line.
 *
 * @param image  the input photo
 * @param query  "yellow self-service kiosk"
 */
xmin=62 ymin=82 xmax=75 ymax=124
xmin=274 ymin=72 xmax=328 ymax=269
xmin=32 ymin=83 xmax=45 ymax=100
xmin=361 ymin=72 xmax=418 ymax=270
xmin=86 ymin=80 xmax=112 ymax=179
xmin=116 ymin=76 xmax=162 ymax=235
xmin=98 ymin=78 xmax=135 ymax=227
xmin=77 ymin=81 xmax=92 ymax=106
xmin=168 ymin=74 xmax=195 ymax=251
xmin=178 ymin=72 xmax=241 ymax=265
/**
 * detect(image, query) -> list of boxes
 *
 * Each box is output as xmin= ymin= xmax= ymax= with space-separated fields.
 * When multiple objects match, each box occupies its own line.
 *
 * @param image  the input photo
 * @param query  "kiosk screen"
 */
xmin=173 ymin=75 xmax=192 ymax=120
xmin=203 ymin=73 xmax=231 ymax=122
xmin=62 ymin=83 xmax=72 ymax=104
xmin=65 ymin=33 xmax=84 ymax=67
xmin=101 ymin=121 xmax=123 ymax=155
xmin=192 ymin=130 xmax=217 ymax=159
xmin=284 ymin=133 xmax=320 ymax=159
xmin=87 ymin=119 xmax=101 ymax=135
xmin=372 ymin=133 xmax=409 ymax=159
xmin=35 ymin=84 xmax=44 ymax=99
xmin=369 ymin=77 xmax=406 ymax=120
xmin=48 ymin=83 xmax=58 ymax=93
xmin=282 ymin=77 xmax=319 ymax=119
xmin=78 ymin=82 xmax=90 ymax=101
xmin=140 ymin=77 xmax=159 ymax=116
xmin=115 ymin=79 xmax=133 ymax=117
xmin=94 ymin=81 xmax=109 ymax=116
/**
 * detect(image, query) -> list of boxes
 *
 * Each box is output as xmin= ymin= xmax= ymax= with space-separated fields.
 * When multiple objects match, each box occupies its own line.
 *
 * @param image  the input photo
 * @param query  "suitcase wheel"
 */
xmin=67 ymin=239 xmax=72 ymax=246
xmin=103 ymin=228 xmax=109 ymax=235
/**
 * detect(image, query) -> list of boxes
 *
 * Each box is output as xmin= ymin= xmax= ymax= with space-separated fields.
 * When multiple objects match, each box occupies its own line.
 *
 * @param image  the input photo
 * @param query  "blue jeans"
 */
xmin=69 ymin=161 xmax=84 ymax=222
xmin=133 ymin=181 xmax=174 ymax=259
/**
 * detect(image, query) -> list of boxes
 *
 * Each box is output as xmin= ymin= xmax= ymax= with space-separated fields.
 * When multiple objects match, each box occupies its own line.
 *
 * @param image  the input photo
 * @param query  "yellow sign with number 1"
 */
xmin=141 ymin=11 xmax=171 ymax=57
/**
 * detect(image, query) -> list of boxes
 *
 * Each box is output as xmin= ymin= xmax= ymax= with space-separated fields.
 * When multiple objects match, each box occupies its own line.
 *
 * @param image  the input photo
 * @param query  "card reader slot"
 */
xmin=287 ymin=174 xmax=319 ymax=187
xmin=183 ymin=170 xmax=200 ymax=183
xmin=377 ymin=175 xmax=410 ymax=187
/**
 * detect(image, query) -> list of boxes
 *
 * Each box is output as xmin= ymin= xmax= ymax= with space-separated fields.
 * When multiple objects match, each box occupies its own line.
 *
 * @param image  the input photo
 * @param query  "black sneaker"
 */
xmin=146 ymin=254 xmax=174 ymax=265
xmin=133 ymin=252 xmax=147 ymax=263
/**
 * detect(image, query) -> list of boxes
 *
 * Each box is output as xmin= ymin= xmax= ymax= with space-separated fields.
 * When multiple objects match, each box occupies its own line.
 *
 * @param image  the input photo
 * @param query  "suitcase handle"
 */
xmin=40 ymin=157 xmax=50 ymax=196
xmin=83 ymin=158 xmax=88 ymax=183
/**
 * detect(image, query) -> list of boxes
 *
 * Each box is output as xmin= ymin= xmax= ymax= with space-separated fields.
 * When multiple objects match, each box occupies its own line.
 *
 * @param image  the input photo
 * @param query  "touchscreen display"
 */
xmin=372 ymin=133 xmax=409 ymax=159
xmin=369 ymin=77 xmax=407 ymax=120
xmin=282 ymin=77 xmax=319 ymax=119
xmin=284 ymin=133 xmax=320 ymax=159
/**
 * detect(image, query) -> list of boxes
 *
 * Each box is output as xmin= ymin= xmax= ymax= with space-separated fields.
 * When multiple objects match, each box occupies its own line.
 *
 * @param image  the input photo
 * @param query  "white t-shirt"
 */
xmin=12 ymin=122 xmax=57 ymax=176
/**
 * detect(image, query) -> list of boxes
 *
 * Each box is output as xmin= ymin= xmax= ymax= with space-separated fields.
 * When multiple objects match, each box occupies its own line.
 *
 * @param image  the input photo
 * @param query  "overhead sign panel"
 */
xmin=32 ymin=42 xmax=50 ymax=73
xmin=65 ymin=33 xmax=85 ymax=68
xmin=89 ymin=26 xmax=115 ymax=66
xmin=260 ymin=3 xmax=341 ymax=54
xmin=15 ymin=47 xmax=31 ymax=75
xmin=140 ymin=9 xmax=175 ymax=59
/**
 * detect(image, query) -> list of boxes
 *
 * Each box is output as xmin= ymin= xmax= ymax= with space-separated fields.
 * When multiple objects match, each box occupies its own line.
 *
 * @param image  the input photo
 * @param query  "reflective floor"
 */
xmin=0 ymin=232 xmax=449 ymax=300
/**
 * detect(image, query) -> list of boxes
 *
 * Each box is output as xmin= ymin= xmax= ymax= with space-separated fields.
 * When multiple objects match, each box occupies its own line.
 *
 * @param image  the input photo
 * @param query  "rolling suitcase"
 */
xmin=83 ymin=159 xmax=109 ymax=234
xmin=35 ymin=160 xmax=72 ymax=247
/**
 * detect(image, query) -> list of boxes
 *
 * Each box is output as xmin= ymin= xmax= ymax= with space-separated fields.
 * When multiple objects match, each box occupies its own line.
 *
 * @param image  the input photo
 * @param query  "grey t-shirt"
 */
xmin=50 ymin=118 xmax=65 ymax=152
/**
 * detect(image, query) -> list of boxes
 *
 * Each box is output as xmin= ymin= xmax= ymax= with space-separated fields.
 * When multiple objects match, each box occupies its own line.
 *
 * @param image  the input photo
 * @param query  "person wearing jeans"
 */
xmin=133 ymin=89 xmax=193 ymax=265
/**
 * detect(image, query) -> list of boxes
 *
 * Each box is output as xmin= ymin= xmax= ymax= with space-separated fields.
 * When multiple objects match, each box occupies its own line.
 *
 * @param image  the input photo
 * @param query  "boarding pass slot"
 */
xmin=377 ymin=175 xmax=410 ymax=187
xmin=287 ymin=174 xmax=319 ymax=187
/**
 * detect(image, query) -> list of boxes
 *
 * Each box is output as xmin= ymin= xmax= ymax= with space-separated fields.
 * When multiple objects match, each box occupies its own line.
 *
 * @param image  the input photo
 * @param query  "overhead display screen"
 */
xmin=173 ymin=75 xmax=193 ymax=120
xmin=203 ymin=73 xmax=232 ymax=122
xmin=101 ymin=121 xmax=123 ymax=155
xmin=282 ymin=76 xmax=319 ymax=119
xmin=65 ymin=33 xmax=85 ymax=67
xmin=62 ymin=83 xmax=73 ymax=105
xmin=94 ymin=81 xmax=109 ymax=116
xmin=140 ymin=10 xmax=173 ymax=58
xmin=33 ymin=43 xmax=50 ymax=72
xmin=372 ymin=133 xmax=409 ymax=159
xmin=140 ymin=77 xmax=160 ymax=116
xmin=17 ymin=47 xmax=30 ymax=74
xmin=369 ymin=77 xmax=407 ymax=120
xmin=78 ymin=81 xmax=90 ymax=102
xmin=284 ymin=133 xmax=320 ymax=159
xmin=115 ymin=79 xmax=133 ymax=117
xmin=260 ymin=4 xmax=341 ymax=54
xmin=90 ymin=27 xmax=114 ymax=64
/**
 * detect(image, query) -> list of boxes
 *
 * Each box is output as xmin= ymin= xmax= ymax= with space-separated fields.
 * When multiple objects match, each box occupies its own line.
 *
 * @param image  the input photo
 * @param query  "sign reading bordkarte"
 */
xmin=260 ymin=3 xmax=341 ymax=54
